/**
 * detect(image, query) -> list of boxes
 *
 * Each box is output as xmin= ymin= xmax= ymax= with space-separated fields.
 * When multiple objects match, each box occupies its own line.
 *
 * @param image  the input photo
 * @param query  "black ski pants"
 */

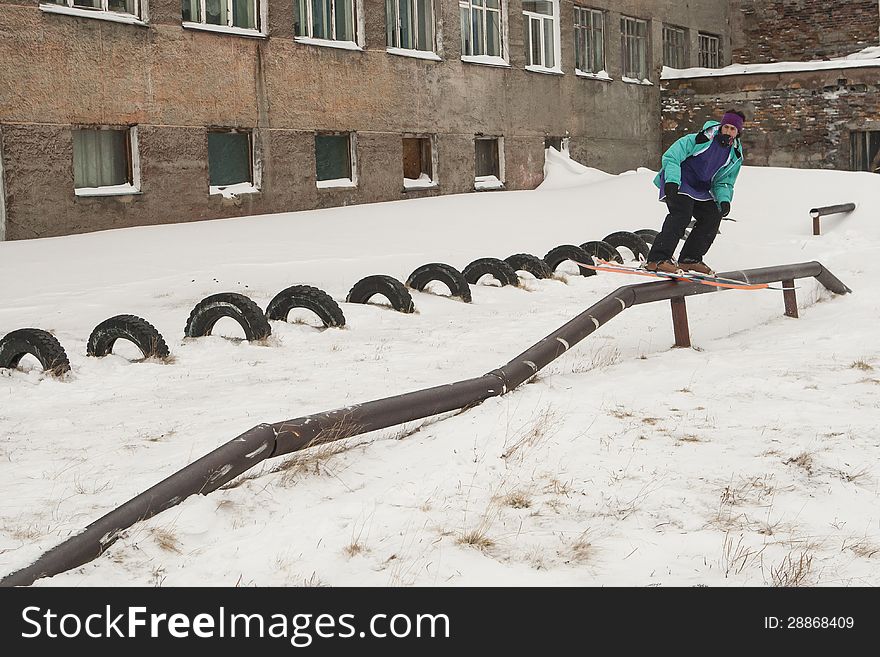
xmin=646 ymin=194 xmax=723 ymax=264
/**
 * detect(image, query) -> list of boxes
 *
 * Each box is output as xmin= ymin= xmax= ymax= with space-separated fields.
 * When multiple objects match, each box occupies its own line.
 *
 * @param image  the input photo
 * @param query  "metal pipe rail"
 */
xmin=0 ymin=261 xmax=850 ymax=587
xmin=810 ymin=202 xmax=856 ymax=235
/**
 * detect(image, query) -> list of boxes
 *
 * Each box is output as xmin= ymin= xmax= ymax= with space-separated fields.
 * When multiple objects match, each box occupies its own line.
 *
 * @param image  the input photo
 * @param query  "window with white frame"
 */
xmin=402 ymin=136 xmax=436 ymax=188
xmin=474 ymin=136 xmax=503 ymax=189
xmin=182 ymin=0 xmax=259 ymax=30
xmin=73 ymin=127 xmax=140 ymax=196
xmin=208 ymin=129 xmax=257 ymax=195
xmin=459 ymin=0 xmax=503 ymax=58
xmin=315 ymin=133 xmax=357 ymax=187
xmin=295 ymin=0 xmax=357 ymax=41
xmin=45 ymin=0 xmax=142 ymax=19
xmin=620 ymin=16 xmax=648 ymax=80
xmin=386 ymin=0 xmax=434 ymax=52
xmin=698 ymin=32 xmax=721 ymax=68
xmin=522 ymin=1 xmax=559 ymax=70
xmin=662 ymin=25 xmax=686 ymax=68
xmin=574 ymin=6 xmax=604 ymax=74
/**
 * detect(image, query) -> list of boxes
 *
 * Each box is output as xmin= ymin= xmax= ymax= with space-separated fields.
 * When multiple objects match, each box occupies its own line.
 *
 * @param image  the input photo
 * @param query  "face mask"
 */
xmin=715 ymin=132 xmax=733 ymax=148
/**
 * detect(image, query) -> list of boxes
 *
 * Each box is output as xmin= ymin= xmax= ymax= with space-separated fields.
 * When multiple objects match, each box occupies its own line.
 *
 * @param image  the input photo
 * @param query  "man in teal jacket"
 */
xmin=646 ymin=110 xmax=745 ymax=275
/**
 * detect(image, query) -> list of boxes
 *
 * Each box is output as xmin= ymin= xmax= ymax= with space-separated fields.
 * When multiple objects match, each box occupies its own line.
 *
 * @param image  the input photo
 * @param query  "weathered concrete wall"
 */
xmin=0 ymin=0 xmax=729 ymax=239
xmin=661 ymin=67 xmax=880 ymax=170
xmin=730 ymin=0 xmax=879 ymax=64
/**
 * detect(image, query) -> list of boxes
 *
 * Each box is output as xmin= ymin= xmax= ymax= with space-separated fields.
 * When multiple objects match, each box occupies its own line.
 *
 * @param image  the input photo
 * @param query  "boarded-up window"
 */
xmin=402 ymin=137 xmax=433 ymax=180
xmin=851 ymin=131 xmax=880 ymax=172
xmin=475 ymin=137 xmax=500 ymax=178
xmin=316 ymin=133 xmax=353 ymax=181
xmin=208 ymin=130 xmax=252 ymax=186
xmin=73 ymin=129 xmax=131 ymax=189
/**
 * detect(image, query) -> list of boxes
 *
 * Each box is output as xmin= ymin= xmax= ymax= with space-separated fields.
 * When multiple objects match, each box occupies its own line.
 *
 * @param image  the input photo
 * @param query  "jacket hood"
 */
xmin=700 ymin=120 xmax=743 ymax=153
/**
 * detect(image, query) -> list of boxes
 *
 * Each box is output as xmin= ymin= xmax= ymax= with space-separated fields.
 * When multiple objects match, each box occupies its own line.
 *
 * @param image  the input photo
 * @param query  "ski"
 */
xmin=576 ymin=259 xmax=786 ymax=291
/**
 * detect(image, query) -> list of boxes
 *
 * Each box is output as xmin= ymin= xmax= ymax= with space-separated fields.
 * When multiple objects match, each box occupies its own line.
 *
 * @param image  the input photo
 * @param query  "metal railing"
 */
xmin=810 ymin=203 xmax=856 ymax=235
xmin=0 ymin=261 xmax=851 ymax=587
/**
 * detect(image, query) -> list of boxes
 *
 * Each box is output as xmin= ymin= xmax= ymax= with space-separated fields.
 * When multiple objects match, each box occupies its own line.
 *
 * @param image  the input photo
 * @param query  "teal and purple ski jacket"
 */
xmin=653 ymin=120 xmax=744 ymax=205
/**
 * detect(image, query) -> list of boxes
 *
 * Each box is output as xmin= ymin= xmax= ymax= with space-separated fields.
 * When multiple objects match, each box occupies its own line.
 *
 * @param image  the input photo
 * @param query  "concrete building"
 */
xmin=661 ymin=1 xmax=880 ymax=172
xmin=0 ymin=1 xmax=731 ymax=241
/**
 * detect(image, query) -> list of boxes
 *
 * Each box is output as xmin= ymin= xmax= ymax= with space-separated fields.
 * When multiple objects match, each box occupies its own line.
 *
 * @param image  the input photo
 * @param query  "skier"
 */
xmin=645 ymin=109 xmax=745 ymax=275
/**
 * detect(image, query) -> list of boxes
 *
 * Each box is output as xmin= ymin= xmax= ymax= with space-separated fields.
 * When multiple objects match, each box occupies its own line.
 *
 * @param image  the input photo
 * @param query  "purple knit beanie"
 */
xmin=721 ymin=112 xmax=744 ymax=135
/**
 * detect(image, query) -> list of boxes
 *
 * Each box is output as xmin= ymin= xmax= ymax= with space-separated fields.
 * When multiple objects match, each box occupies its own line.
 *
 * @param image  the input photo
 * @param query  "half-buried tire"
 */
xmin=579 ymin=240 xmax=623 ymax=264
xmin=406 ymin=263 xmax=471 ymax=303
xmin=266 ymin=285 xmax=346 ymax=327
xmin=87 ymin=315 xmax=170 ymax=359
xmin=346 ymin=275 xmax=415 ymax=313
xmin=184 ymin=293 xmax=271 ymax=340
xmin=462 ymin=258 xmax=519 ymax=287
xmin=543 ymin=244 xmax=595 ymax=277
xmin=602 ymin=231 xmax=651 ymax=261
xmin=0 ymin=328 xmax=71 ymax=375
xmin=504 ymin=253 xmax=553 ymax=279
xmin=634 ymin=229 xmax=659 ymax=247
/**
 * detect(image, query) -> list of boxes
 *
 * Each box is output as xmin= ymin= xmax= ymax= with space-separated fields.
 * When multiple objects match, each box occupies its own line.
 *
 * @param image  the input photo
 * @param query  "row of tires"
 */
xmin=0 ymin=229 xmax=659 ymax=377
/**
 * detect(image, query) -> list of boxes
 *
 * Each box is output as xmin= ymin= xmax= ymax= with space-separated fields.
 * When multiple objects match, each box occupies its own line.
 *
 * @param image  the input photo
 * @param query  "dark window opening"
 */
xmin=403 ymin=137 xmax=433 ymax=181
xmin=544 ymin=136 xmax=564 ymax=151
xmin=316 ymin=133 xmax=353 ymax=182
xmin=208 ymin=130 xmax=253 ymax=187
xmin=475 ymin=137 xmax=500 ymax=178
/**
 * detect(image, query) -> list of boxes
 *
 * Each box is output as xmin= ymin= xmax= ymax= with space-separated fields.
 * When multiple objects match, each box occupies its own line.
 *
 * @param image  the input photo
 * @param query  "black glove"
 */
xmin=720 ymin=202 xmax=731 ymax=217
xmin=664 ymin=182 xmax=679 ymax=199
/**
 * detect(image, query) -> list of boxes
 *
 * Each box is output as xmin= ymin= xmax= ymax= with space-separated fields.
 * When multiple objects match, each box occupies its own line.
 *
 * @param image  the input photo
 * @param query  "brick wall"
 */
xmin=731 ymin=0 xmax=879 ymax=63
xmin=661 ymin=67 xmax=880 ymax=170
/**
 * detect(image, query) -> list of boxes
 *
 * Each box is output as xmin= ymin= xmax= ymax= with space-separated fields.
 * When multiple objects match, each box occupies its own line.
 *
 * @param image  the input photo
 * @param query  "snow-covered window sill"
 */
xmin=39 ymin=4 xmax=147 ymax=27
xmin=210 ymin=182 xmax=259 ymax=198
xmin=182 ymin=22 xmax=266 ymax=39
xmin=75 ymin=183 xmax=142 ymax=197
xmin=295 ymin=37 xmax=363 ymax=52
xmin=475 ymin=175 xmax=504 ymax=190
xmin=621 ymin=76 xmax=653 ymax=85
xmin=317 ymin=178 xmax=357 ymax=189
xmin=461 ymin=55 xmax=510 ymax=68
xmin=403 ymin=178 xmax=438 ymax=190
xmin=576 ymin=69 xmax=612 ymax=82
xmin=387 ymin=47 xmax=441 ymax=61
xmin=525 ymin=64 xmax=563 ymax=76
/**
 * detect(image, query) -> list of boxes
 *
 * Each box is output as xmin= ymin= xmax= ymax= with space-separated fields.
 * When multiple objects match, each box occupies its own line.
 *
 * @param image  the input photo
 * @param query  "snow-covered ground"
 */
xmin=1 ymin=152 xmax=879 ymax=587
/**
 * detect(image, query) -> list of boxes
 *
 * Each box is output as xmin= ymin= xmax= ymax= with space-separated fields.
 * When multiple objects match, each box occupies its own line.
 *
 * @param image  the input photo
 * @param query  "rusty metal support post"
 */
xmin=670 ymin=297 xmax=691 ymax=348
xmin=783 ymin=279 xmax=798 ymax=318
xmin=812 ymin=214 xmax=821 ymax=236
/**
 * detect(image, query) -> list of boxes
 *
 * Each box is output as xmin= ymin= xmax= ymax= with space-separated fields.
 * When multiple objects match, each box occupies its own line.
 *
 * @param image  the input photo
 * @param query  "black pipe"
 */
xmin=1 ymin=262 xmax=851 ymax=587
xmin=809 ymin=203 xmax=856 ymax=217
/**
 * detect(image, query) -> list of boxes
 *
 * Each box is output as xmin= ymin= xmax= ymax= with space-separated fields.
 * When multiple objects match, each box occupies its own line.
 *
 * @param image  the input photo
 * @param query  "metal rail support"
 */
xmin=783 ymin=279 xmax=798 ymax=318
xmin=810 ymin=203 xmax=856 ymax=235
xmin=670 ymin=297 xmax=691 ymax=347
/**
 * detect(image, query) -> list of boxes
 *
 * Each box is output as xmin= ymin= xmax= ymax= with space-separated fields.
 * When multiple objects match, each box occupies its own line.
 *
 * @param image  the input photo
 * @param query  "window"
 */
xmin=45 ymin=0 xmax=143 ymax=20
xmin=522 ymin=1 xmax=560 ymax=71
xmin=459 ymin=0 xmax=503 ymax=58
xmin=386 ymin=0 xmax=434 ymax=52
xmin=403 ymin=136 xmax=436 ymax=188
xmin=698 ymin=32 xmax=721 ymax=68
xmin=182 ymin=0 xmax=259 ymax=30
xmin=544 ymin=136 xmax=568 ymax=152
xmin=208 ymin=129 xmax=258 ymax=196
xmin=851 ymin=131 xmax=880 ymax=172
xmin=662 ymin=25 xmax=686 ymax=68
xmin=295 ymin=0 xmax=357 ymax=42
xmin=620 ymin=16 xmax=648 ymax=80
xmin=574 ymin=7 xmax=604 ymax=75
xmin=474 ymin=136 xmax=503 ymax=189
xmin=73 ymin=127 xmax=140 ymax=196
xmin=316 ymin=133 xmax=357 ymax=187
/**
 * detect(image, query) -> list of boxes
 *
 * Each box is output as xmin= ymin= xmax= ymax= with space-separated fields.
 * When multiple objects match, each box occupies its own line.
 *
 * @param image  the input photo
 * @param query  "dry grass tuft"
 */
xmin=785 ymin=451 xmax=814 ymax=475
xmin=769 ymin=550 xmax=813 ymax=587
xmin=570 ymin=344 xmax=621 ymax=373
xmin=567 ymin=531 xmax=594 ymax=564
xmin=850 ymin=359 xmax=873 ymax=371
xmin=498 ymin=491 xmax=532 ymax=509
xmin=344 ymin=542 xmax=365 ymax=558
xmin=719 ymin=532 xmax=764 ymax=578
xmin=502 ymin=405 xmax=560 ymax=460
xmin=152 ymin=527 xmax=182 ymax=554
xmin=457 ymin=528 xmax=494 ymax=550
xmin=842 ymin=536 xmax=880 ymax=559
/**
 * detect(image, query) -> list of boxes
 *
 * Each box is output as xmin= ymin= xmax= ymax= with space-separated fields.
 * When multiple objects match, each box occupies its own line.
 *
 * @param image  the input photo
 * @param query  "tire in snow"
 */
xmin=184 ymin=293 xmax=272 ymax=340
xmin=266 ymin=285 xmax=346 ymax=328
xmin=462 ymin=258 xmax=519 ymax=287
xmin=634 ymin=229 xmax=659 ymax=246
xmin=0 ymin=328 xmax=71 ymax=375
xmin=346 ymin=275 xmax=415 ymax=313
xmin=504 ymin=253 xmax=553 ymax=279
xmin=406 ymin=263 xmax=472 ymax=303
xmin=602 ymin=231 xmax=651 ymax=261
xmin=579 ymin=240 xmax=623 ymax=264
xmin=543 ymin=244 xmax=595 ymax=277
xmin=87 ymin=315 xmax=170 ymax=359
